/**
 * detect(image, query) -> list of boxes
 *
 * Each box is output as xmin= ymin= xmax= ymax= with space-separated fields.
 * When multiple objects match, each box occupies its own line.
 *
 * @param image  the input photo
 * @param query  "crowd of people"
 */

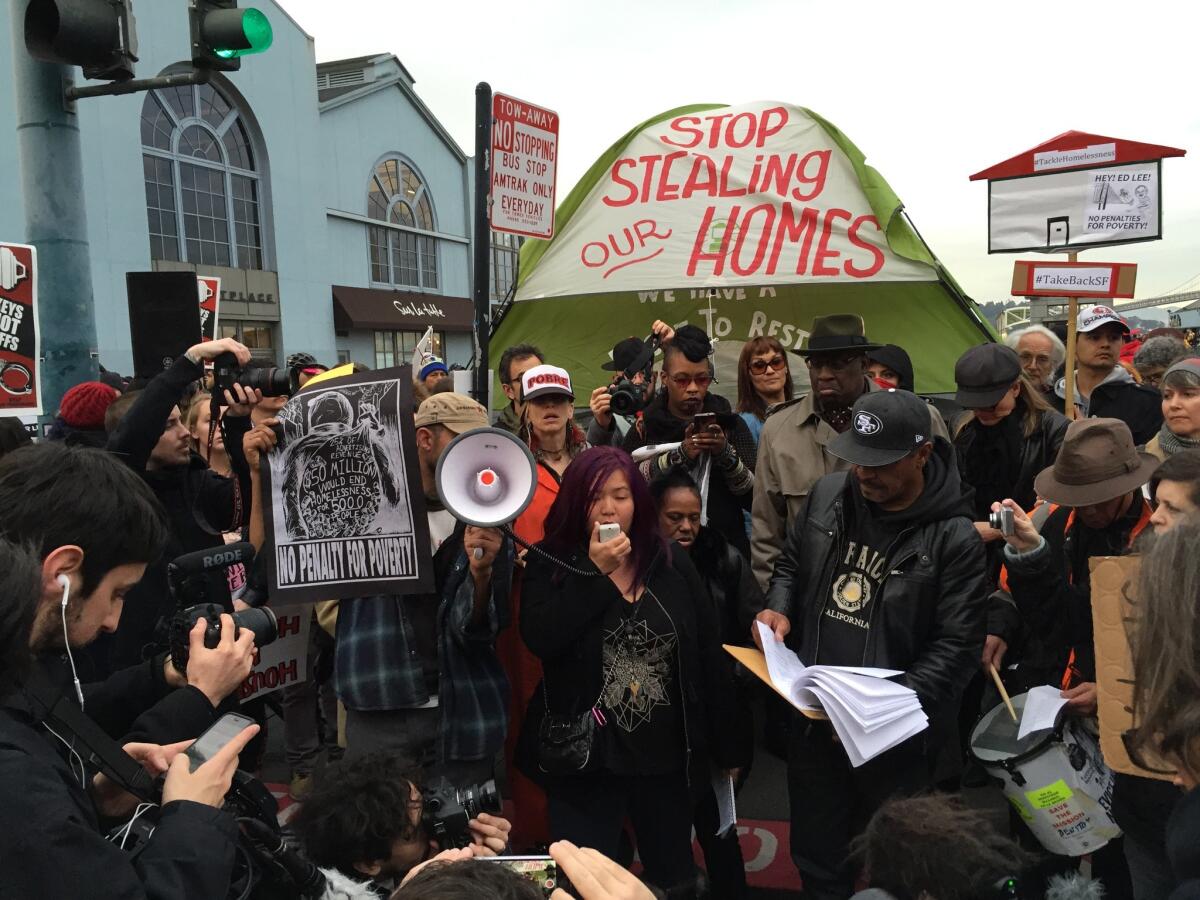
xmin=0 ymin=304 xmax=1198 ymax=900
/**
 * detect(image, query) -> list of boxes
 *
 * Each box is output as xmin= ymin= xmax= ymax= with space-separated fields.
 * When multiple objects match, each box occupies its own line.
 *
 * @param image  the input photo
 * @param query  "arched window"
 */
xmin=140 ymin=81 xmax=266 ymax=269
xmin=366 ymin=158 xmax=438 ymax=290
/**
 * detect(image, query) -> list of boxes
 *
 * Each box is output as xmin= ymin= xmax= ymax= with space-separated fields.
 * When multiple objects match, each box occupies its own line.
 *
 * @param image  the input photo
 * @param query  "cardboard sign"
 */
xmin=238 ymin=604 xmax=311 ymax=701
xmin=198 ymin=275 xmax=221 ymax=342
xmin=1089 ymin=555 xmax=1176 ymax=782
xmin=1012 ymin=260 xmax=1137 ymax=299
xmin=263 ymin=366 xmax=433 ymax=604
xmin=490 ymin=93 xmax=559 ymax=239
xmin=0 ymin=242 xmax=41 ymax=416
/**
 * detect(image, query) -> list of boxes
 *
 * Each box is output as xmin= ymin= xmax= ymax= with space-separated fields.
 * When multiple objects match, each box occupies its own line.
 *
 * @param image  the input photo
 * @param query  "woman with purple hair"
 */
xmin=518 ymin=445 xmax=747 ymax=896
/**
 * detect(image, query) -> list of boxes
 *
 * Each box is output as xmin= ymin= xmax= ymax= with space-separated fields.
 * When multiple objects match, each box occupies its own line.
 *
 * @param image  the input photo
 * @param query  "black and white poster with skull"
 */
xmin=263 ymin=366 xmax=433 ymax=603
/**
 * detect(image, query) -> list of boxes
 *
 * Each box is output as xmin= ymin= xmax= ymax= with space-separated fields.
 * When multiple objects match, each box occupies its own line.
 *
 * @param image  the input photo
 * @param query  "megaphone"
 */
xmin=434 ymin=427 xmax=538 ymax=527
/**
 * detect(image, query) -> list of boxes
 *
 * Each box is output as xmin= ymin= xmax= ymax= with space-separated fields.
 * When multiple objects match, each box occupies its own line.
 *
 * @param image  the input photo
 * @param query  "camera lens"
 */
xmin=233 ymin=606 xmax=278 ymax=649
xmin=459 ymin=779 xmax=501 ymax=819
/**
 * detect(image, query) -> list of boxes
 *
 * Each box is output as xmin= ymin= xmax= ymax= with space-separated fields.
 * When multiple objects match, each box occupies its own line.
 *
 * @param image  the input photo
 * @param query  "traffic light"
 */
xmin=24 ymin=0 xmax=139 ymax=81
xmin=189 ymin=0 xmax=272 ymax=72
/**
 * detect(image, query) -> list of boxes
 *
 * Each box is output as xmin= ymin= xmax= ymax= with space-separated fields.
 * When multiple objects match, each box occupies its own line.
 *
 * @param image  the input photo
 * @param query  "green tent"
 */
xmin=491 ymin=101 xmax=993 ymax=406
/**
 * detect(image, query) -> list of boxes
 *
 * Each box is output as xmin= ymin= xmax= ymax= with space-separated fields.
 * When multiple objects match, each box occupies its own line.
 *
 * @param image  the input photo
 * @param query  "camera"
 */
xmin=605 ymin=333 xmax=660 ymax=417
xmin=989 ymin=507 xmax=1015 ymax=536
xmin=213 ymin=351 xmax=298 ymax=398
xmin=169 ymin=602 xmax=278 ymax=674
xmin=421 ymin=777 xmax=502 ymax=848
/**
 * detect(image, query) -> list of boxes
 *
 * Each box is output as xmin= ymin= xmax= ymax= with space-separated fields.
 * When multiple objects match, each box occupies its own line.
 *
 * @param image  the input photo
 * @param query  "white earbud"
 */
xmin=56 ymin=574 xmax=83 ymax=709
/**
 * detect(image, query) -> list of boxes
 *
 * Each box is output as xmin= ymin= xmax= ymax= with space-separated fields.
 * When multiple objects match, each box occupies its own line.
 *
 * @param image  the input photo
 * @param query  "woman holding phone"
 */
xmin=519 ymin=446 xmax=746 ymax=896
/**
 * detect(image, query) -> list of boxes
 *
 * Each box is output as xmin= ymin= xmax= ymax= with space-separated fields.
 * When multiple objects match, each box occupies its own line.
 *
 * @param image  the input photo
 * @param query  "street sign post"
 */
xmin=489 ymin=93 xmax=559 ymax=240
xmin=0 ymin=242 xmax=42 ymax=417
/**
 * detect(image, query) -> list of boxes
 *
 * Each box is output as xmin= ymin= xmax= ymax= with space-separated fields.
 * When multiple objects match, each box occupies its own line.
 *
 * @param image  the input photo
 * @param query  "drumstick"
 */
xmin=989 ymin=663 xmax=1018 ymax=723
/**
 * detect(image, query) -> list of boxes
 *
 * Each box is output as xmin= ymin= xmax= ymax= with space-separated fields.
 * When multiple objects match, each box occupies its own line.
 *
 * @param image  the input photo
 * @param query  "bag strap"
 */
xmin=23 ymin=666 xmax=158 ymax=802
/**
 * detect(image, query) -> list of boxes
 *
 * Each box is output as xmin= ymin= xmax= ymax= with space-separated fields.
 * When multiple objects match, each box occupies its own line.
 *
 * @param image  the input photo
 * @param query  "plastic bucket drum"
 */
xmin=969 ymin=690 xmax=1120 ymax=856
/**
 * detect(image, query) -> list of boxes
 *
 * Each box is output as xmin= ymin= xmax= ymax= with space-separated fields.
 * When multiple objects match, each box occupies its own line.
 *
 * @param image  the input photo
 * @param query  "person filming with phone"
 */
xmin=621 ymin=321 xmax=757 ymax=556
xmin=0 ymin=447 xmax=259 ymax=899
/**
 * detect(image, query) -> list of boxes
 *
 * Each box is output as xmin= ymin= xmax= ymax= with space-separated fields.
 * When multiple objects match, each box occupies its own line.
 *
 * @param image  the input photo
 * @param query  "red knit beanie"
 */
xmin=59 ymin=382 xmax=119 ymax=429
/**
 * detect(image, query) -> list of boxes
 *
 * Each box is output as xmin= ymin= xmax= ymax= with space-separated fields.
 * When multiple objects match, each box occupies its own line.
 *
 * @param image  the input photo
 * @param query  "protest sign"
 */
xmin=198 ymin=275 xmax=221 ymax=342
xmin=264 ymin=366 xmax=433 ymax=604
xmin=0 ymin=242 xmax=41 ymax=416
xmin=238 ymin=604 xmax=311 ymax=701
xmin=492 ymin=101 xmax=993 ymax=397
xmin=1090 ymin=555 xmax=1175 ymax=782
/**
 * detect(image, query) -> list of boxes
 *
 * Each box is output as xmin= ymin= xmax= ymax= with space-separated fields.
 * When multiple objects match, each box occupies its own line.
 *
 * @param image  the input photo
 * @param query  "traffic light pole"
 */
xmin=10 ymin=2 xmax=99 ymax=422
xmin=67 ymin=68 xmax=210 ymax=102
xmin=471 ymin=82 xmax=492 ymax=406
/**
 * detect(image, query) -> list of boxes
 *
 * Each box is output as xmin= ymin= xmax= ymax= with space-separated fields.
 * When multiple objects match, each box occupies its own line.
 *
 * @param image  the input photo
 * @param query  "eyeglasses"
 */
xmin=668 ymin=373 xmax=712 ymax=388
xmin=749 ymin=355 xmax=787 ymax=375
xmin=1018 ymin=352 xmax=1053 ymax=367
xmin=1120 ymin=727 xmax=1176 ymax=775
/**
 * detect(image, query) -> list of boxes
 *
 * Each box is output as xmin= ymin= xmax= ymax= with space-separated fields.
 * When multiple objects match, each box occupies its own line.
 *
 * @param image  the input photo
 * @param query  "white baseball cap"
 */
xmin=1076 ymin=305 xmax=1130 ymax=335
xmin=521 ymin=364 xmax=574 ymax=402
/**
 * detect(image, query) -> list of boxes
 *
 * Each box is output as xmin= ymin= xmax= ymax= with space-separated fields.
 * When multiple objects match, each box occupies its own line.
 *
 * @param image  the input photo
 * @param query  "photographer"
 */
xmin=97 ymin=338 xmax=262 ymax=676
xmin=0 ymin=453 xmax=259 ymax=899
xmin=292 ymin=751 xmax=512 ymax=894
xmin=620 ymin=322 xmax=757 ymax=556
xmin=587 ymin=334 xmax=662 ymax=447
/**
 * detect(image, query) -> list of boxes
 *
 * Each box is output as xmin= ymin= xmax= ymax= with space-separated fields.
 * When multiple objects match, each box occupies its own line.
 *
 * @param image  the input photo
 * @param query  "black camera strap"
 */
xmin=24 ymin=666 xmax=158 ymax=803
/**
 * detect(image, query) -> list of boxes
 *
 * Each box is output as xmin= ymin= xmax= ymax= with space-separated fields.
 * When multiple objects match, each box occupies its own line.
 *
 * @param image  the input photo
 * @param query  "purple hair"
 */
xmin=540 ymin=445 xmax=667 ymax=588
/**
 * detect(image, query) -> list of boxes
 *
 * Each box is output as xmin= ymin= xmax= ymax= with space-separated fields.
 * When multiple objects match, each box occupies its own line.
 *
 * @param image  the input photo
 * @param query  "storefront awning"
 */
xmin=332 ymin=285 xmax=475 ymax=332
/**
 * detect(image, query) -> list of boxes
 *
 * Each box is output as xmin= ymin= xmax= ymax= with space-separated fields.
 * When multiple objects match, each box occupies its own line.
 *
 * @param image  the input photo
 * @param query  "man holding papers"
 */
xmin=754 ymin=389 xmax=986 ymax=900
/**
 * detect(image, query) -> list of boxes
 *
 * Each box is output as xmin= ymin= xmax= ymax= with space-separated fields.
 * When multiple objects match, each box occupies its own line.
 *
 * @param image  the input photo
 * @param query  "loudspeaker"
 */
xmin=435 ymin=427 xmax=538 ymax=528
xmin=126 ymin=272 xmax=204 ymax=379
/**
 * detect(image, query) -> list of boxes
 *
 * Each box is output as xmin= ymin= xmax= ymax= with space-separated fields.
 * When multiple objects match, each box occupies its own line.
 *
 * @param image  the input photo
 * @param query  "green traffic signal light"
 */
xmin=213 ymin=9 xmax=272 ymax=59
xmin=190 ymin=2 xmax=272 ymax=72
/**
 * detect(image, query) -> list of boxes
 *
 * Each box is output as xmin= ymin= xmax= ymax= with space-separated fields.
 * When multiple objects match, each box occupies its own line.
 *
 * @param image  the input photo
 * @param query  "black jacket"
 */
xmin=688 ymin=527 xmax=762 ymax=648
xmin=92 ymin=356 xmax=251 ymax=677
xmin=763 ymin=438 xmax=987 ymax=724
xmin=519 ymin=542 xmax=748 ymax=775
xmin=1001 ymin=494 xmax=1149 ymax=690
xmin=1089 ymin=380 xmax=1163 ymax=446
xmin=0 ymin=675 xmax=239 ymax=899
xmin=622 ymin=392 xmax=756 ymax=555
xmin=1168 ymin=787 xmax=1200 ymax=899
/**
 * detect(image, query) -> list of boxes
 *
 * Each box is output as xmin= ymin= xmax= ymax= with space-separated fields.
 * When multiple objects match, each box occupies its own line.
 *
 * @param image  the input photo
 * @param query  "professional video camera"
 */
xmin=421 ymin=776 xmax=502 ymax=849
xmin=213 ymin=351 xmax=299 ymax=398
xmin=166 ymin=543 xmax=278 ymax=674
xmin=606 ymin=333 xmax=660 ymax=416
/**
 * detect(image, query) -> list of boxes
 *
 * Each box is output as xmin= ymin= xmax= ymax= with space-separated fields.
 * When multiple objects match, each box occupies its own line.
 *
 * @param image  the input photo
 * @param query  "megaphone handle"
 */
xmin=500 ymin=525 xmax=602 ymax=579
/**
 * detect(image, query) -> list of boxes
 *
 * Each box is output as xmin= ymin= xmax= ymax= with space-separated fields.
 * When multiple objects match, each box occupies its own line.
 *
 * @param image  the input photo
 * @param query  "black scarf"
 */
xmin=959 ymin=403 xmax=1025 ymax=521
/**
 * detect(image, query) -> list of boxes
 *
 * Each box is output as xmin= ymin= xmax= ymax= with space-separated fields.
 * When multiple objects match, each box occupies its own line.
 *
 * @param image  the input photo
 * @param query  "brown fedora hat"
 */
xmin=1033 ymin=418 xmax=1160 ymax=507
xmin=792 ymin=314 xmax=883 ymax=357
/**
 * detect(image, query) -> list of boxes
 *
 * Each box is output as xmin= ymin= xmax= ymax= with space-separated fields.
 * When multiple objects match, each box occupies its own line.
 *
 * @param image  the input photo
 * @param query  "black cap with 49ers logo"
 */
xmin=827 ymin=388 xmax=931 ymax=467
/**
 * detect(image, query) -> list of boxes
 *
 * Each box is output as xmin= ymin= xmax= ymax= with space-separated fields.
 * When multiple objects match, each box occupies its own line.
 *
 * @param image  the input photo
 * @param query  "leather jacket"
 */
xmin=763 ymin=438 xmax=987 ymax=722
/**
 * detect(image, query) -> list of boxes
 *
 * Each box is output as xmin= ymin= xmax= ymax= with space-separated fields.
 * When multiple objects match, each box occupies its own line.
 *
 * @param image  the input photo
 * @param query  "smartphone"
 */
xmin=185 ymin=712 xmax=256 ymax=772
xmin=482 ymin=856 xmax=564 ymax=897
xmin=692 ymin=411 xmax=716 ymax=431
xmin=598 ymin=522 xmax=622 ymax=543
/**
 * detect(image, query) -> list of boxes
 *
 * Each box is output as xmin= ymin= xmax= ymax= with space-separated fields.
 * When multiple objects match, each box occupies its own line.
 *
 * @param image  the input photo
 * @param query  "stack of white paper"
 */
xmin=755 ymin=621 xmax=928 ymax=767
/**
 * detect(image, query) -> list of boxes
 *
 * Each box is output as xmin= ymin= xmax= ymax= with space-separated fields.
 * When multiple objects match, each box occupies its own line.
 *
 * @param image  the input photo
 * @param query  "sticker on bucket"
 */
xmin=971 ymin=691 xmax=1121 ymax=856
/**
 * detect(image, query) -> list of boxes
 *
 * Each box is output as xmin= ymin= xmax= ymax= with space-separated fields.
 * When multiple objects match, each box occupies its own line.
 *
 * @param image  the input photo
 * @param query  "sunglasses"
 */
xmin=749 ymin=355 xmax=786 ymax=375
xmin=668 ymin=373 xmax=712 ymax=388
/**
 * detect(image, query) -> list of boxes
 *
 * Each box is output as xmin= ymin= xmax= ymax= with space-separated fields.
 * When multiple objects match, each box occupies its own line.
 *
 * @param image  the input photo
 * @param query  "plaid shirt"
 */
xmin=335 ymin=522 xmax=513 ymax=763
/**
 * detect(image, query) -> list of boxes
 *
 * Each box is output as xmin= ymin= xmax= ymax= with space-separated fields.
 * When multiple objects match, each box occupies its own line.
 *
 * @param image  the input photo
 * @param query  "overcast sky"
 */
xmin=280 ymin=0 xmax=1200 ymax=311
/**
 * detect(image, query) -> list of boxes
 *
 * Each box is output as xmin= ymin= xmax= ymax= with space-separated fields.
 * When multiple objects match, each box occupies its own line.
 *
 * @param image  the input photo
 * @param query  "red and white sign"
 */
xmin=490 ymin=93 xmax=559 ymax=239
xmin=197 ymin=275 xmax=221 ymax=342
xmin=0 ymin=241 xmax=41 ymax=417
xmin=238 ymin=604 xmax=311 ymax=701
xmin=1012 ymin=260 xmax=1137 ymax=299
